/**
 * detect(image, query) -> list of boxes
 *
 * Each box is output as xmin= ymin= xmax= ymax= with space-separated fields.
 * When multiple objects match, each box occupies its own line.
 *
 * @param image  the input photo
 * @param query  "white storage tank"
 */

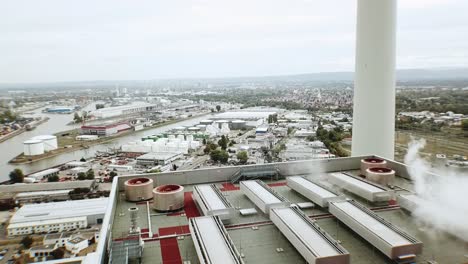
xmin=32 ymin=135 xmax=58 ymax=151
xmin=231 ymin=120 xmax=247 ymax=130
xmin=186 ymin=135 xmax=194 ymax=142
xmin=152 ymin=184 xmax=184 ymax=212
xmin=365 ymin=167 xmax=395 ymax=186
xmin=196 ymin=124 xmax=207 ymax=131
xmin=124 ymin=177 xmax=154 ymax=202
xmin=360 ymin=158 xmax=387 ymax=175
xmin=23 ymin=139 xmax=45 ymax=156
xmin=188 ymin=127 xmax=200 ymax=132
xmin=200 ymin=119 xmax=213 ymax=125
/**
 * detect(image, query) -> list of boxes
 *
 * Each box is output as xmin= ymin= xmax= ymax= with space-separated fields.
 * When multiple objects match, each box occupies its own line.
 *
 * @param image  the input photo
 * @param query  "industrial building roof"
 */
xmin=10 ymin=198 xmax=108 ymax=224
xmin=15 ymin=189 xmax=72 ymax=198
xmin=136 ymin=152 xmax=181 ymax=160
xmin=94 ymin=157 xmax=468 ymax=264
xmin=213 ymin=111 xmax=277 ymax=120
xmin=0 ymin=180 xmax=95 ymax=194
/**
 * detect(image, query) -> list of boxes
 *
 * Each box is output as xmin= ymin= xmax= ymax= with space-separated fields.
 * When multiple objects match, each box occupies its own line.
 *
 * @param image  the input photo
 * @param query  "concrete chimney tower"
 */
xmin=352 ymin=0 xmax=397 ymax=159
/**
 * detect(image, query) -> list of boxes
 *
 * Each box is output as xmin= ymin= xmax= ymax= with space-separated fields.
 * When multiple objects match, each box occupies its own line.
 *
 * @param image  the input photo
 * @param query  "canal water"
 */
xmin=0 ymin=106 xmax=210 ymax=181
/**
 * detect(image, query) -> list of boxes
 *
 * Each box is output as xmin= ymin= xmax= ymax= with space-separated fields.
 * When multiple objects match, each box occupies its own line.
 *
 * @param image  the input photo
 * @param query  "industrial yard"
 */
xmin=101 ymin=157 xmax=467 ymax=264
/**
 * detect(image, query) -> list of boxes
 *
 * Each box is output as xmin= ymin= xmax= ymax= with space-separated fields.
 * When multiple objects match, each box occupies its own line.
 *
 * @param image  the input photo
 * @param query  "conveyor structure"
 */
xmin=287 ymin=176 xmax=342 ymax=207
xmin=270 ymin=206 xmax=350 ymax=264
xmin=193 ymin=184 xmax=236 ymax=221
xmin=189 ymin=216 xmax=244 ymax=264
xmin=240 ymin=180 xmax=290 ymax=215
xmin=328 ymin=172 xmax=393 ymax=202
xmin=329 ymin=200 xmax=423 ymax=260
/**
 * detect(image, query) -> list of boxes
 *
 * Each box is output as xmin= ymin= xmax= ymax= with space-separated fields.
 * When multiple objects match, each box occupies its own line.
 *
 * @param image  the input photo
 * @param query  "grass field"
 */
xmin=341 ymin=128 xmax=467 ymax=163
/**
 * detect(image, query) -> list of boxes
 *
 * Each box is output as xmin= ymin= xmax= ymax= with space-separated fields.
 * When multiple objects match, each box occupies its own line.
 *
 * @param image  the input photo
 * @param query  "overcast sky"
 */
xmin=1 ymin=0 xmax=467 ymax=83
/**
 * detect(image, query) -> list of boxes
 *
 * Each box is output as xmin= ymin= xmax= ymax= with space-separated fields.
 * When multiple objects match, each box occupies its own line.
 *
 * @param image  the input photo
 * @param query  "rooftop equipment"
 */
xmin=124 ymin=177 xmax=154 ymax=202
xmin=189 ymin=216 xmax=244 ymax=264
xmin=240 ymin=180 xmax=290 ymax=215
xmin=287 ymin=176 xmax=341 ymax=208
xmin=152 ymin=184 xmax=184 ymax=212
xmin=128 ymin=207 xmax=139 ymax=234
xmin=329 ymin=200 xmax=423 ymax=260
xmin=193 ymin=184 xmax=236 ymax=221
xmin=397 ymin=194 xmax=424 ymax=213
xmin=270 ymin=206 xmax=350 ymax=264
xmin=365 ymin=167 xmax=395 ymax=186
xmin=360 ymin=158 xmax=387 ymax=175
xmin=328 ymin=172 xmax=393 ymax=202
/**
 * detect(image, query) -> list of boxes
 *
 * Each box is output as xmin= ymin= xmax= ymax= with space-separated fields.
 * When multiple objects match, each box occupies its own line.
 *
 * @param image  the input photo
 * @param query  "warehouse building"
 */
xmin=7 ymin=198 xmax=108 ymax=236
xmin=136 ymin=152 xmax=182 ymax=166
xmin=91 ymin=102 xmax=156 ymax=119
xmin=81 ymin=122 xmax=132 ymax=136
xmin=26 ymin=168 xmax=60 ymax=182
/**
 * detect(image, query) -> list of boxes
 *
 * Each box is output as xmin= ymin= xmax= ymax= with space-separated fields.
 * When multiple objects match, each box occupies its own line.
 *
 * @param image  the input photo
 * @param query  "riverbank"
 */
xmin=9 ymin=113 xmax=209 ymax=164
xmin=0 ymin=117 xmax=49 ymax=143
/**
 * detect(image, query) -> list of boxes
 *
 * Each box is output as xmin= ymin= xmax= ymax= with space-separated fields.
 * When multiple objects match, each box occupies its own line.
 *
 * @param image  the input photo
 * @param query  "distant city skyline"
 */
xmin=1 ymin=0 xmax=467 ymax=83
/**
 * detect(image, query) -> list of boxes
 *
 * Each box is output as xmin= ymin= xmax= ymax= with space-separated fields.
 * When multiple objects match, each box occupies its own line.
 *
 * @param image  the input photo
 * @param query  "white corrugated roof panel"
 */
xmin=290 ymin=177 xmax=337 ymax=199
xmin=191 ymin=216 xmax=241 ymax=264
xmin=332 ymin=201 xmax=410 ymax=246
xmin=196 ymin=185 xmax=226 ymax=210
xmin=272 ymin=207 xmax=343 ymax=256
xmin=10 ymin=198 xmax=108 ymax=224
xmin=330 ymin=173 xmax=384 ymax=192
xmin=242 ymin=181 xmax=281 ymax=204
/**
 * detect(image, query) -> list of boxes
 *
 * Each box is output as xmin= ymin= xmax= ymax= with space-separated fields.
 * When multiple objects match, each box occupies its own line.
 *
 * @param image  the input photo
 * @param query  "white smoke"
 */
xmin=404 ymin=138 xmax=468 ymax=241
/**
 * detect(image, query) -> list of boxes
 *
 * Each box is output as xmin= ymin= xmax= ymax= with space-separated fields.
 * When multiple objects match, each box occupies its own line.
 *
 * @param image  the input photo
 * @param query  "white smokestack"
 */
xmin=352 ymin=0 xmax=397 ymax=159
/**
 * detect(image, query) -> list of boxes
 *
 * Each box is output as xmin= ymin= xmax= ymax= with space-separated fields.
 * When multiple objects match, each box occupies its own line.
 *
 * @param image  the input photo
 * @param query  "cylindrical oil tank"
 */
xmin=365 ymin=167 xmax=395 ymax=186
xmin=360 ymin=158 xmax=387 ymax=175
xmin=152 ymin=184 xmax=184 ymax=212
xmin=124 ymin=177 xmax=154 ymax=202
xmin=23 ymin=139 xmax=45 ymax=156
xmin=33 ymin=135 xmax=58 ymax=151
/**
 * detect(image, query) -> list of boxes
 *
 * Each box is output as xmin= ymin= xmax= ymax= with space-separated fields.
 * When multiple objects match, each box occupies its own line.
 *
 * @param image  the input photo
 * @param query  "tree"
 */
xmin=86 ymin=169 xmax=95 ymax=180
xmin=80 ymin=157 xmax=87 ymax=162
xmin=210 ymin=149 xmax=229 ymax=163
xmin=51 ymin=247 xmax=65 ymax=259
xmin=48 ymin=175 xmax=59 ymax=182
xmin=218 ymin=135 xmax=228 ymax=150
xmin=9 ymin=168 xmax=24 ymax=183
xmin=462 ymin=119 xmax=468 ymax=131
xmin=21 ymin=236 xmax=33 ymax=249
xmin=73 ymin=112 xmax=82 ymax=123
xmin=109 ymin=171 xmax=118 ymax=180
xmin=237 ymin=151 xmax=248 ymax=164
xmin=216 ymin=105 xmax=221 ymax=112
xmin=202 ymin=138 xmax=207 ymax=145
xmin=77 ymin=172 xmax=87 ymax=180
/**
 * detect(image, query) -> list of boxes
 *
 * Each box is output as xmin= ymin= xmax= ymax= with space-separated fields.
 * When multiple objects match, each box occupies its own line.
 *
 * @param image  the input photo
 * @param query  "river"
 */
xmin=0 ymin=105 xmax=210 ymax=181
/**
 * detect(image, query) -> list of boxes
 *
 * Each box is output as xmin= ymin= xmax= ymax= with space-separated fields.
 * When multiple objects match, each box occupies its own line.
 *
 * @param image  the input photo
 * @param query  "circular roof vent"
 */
xmin=124 ymin=177 xmax=154 ymax=202
xmin=361 ymin=158 xmax=387 ymax=175
xmin=153 ymin=184 xmax=184 ymax=212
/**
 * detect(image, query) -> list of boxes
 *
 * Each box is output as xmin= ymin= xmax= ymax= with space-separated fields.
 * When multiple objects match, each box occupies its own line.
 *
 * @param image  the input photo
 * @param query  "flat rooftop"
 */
xmin=99 ymin=157 xmax=468 ymax=264
xmin=11 ymin=197 xmax=108 ymax=224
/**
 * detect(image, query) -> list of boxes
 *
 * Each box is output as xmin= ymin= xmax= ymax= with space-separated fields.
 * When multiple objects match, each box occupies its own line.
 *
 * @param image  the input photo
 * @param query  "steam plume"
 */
xmin=404 ymin=138 xmax=468 ymax=241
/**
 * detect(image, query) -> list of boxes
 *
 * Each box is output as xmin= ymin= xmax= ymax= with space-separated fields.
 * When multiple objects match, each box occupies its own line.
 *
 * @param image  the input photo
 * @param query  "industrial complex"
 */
xmin=79 ymin=156 xmax=467 ymax=264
